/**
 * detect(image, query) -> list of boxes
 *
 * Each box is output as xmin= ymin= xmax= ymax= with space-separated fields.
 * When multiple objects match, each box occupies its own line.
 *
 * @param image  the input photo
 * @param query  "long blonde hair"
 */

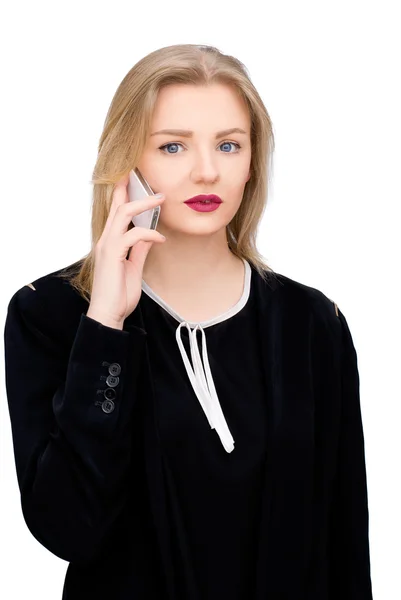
xmin=56 ymin=44 xmax=276 ymax=303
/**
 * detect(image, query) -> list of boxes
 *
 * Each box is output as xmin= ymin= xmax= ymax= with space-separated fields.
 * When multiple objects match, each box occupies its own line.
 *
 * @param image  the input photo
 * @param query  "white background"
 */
xmin=1 ymin=1 xmax=399 ymax=598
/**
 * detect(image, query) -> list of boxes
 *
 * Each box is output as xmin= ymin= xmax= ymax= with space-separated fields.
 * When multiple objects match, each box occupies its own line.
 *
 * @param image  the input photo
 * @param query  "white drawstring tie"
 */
xmin=175 ymin=322 xmax=235 ymax=453
xmin=141 ymin=258 xmax=251 ymax=454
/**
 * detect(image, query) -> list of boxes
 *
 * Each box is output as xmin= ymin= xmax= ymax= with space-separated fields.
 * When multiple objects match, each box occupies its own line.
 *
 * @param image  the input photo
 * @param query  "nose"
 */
xmin=191 ymin=149 xmax=220 ymax=184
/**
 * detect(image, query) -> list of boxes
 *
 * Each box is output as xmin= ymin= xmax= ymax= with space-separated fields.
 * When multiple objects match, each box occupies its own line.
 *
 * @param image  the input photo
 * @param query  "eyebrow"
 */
xmin=150 ymin=127 xmax=247 ymax=138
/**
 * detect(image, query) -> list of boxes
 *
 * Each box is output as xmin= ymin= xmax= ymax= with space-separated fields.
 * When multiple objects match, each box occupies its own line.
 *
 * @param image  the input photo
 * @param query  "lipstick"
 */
xmin=184 ymin=194 xmax=222 ymax=212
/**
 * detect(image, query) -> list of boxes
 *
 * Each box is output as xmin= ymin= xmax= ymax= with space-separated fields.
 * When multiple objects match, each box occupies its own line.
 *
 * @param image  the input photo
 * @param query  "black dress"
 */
xmin=4 ymin=259 xmax=374 ymax=599
xmin=139 ymin=258 xmax=268 ymax=599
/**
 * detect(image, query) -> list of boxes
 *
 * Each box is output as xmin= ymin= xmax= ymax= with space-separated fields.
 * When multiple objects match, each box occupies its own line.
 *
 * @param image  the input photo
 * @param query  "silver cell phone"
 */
xmin=127 ymin=168 xmax=161 ymax=230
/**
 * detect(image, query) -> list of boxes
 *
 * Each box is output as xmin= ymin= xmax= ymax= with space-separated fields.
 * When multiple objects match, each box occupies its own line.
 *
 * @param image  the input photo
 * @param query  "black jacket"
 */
xmin=3 ymin=264 xmax=373 ymax=599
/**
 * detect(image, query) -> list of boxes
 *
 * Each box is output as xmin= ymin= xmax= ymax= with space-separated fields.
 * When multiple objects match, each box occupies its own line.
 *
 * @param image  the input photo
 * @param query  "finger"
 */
xmin=126 ymin=238 xmax=152 ymax=268
xmin=126 ymin=228 xmax=165 ymax=265
xmin=101 ymin=175 xmax=130 ymax=240
xmin=111 ymin=194 xmax=164 ymax=237
xmin=109 ymin=175 xmax=130 ymax=219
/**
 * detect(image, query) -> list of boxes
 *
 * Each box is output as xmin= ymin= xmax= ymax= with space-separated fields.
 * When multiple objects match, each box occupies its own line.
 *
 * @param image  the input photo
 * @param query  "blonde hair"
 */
xmin=56 ymin=43 xmax=277 ymax=303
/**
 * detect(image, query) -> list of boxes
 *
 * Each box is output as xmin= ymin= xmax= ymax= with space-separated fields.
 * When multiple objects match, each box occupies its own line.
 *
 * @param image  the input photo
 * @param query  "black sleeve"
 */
xmin=3 ymin=286 xmax=148 ymax=565
xmin=328 ymin=308 xmax=374 ymax=598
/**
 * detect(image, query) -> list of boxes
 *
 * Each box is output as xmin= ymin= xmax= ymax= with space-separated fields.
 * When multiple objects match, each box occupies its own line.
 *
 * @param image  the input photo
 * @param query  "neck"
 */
xmin=142 ymin=231 xmax=241 ymax=293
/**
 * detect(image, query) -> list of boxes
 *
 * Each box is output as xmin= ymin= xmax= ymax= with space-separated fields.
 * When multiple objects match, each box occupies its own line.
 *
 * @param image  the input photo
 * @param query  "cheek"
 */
xmin=225 ymin=176 xmax=250 ymax=196
xmin=226 ymin=160 xmax=251 ymax=182
xmin=151 ymin=174 xmax=179 ymax=197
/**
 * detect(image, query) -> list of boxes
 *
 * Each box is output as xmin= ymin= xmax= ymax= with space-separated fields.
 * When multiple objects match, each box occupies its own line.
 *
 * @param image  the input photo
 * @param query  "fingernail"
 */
xmin=154 ymin=193 xmax=164 ymax=199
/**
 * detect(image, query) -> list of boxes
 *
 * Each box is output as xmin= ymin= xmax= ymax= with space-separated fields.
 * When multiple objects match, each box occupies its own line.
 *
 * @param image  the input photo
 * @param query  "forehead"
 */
xmin=151 ymin=83 xmax=250 ymax=132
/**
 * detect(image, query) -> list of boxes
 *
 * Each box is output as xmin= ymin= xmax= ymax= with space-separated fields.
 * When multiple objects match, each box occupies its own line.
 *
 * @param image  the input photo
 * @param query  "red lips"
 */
xmin=184 ymin=194 xmax=222 ymax=204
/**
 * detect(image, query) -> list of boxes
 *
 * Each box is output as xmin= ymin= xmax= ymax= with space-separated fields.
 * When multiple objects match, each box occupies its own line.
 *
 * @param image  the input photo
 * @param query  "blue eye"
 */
xmin=158 ymin=141 xmax=241 ymax=154
xmin=220 ymin=141 xmax=241 ymax=153
xmin=159 ymin=143 xmax=182 ymax=154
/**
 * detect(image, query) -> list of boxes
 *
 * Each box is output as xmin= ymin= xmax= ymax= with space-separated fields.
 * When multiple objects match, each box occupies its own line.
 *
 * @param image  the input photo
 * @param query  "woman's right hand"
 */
xmin=87 ymin=174 xmax=166 ymax=329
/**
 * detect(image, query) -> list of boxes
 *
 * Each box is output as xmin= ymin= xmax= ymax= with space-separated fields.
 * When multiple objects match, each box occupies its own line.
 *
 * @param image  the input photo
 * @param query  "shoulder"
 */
xmin=263 ymin=269 xmax=339 ymax=321
xmin=5 ymin=261 xmax=88 ymax=349
xmin=258 ymin=268 xmax=346 ymax=349
xmin=263 ymin=270 xmax=357 ymax=374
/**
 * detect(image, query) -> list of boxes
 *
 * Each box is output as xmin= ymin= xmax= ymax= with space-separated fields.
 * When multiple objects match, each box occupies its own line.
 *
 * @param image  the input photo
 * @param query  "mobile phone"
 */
xmin=127 ymin=168 xmax=161 ymax=230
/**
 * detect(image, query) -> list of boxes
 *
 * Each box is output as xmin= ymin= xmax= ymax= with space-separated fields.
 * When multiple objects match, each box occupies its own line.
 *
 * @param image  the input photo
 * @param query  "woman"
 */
xmin=4 ymin=44 xmax=373 ymax=599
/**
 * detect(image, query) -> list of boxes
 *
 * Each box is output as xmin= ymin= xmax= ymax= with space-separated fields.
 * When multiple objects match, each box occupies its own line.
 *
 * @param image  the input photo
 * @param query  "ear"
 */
xmin=246 ymin=169 xmax=251 ymax=182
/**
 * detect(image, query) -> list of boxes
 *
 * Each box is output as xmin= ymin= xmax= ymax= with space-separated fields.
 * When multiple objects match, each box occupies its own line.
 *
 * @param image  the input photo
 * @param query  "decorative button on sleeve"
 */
xmin=96 ymin=362 xmax=121 ymax=413
xmin=101 ymin=399 xmax=115 ymax=413
xmin=109 ymin=363 xmax=121 ymax=376
xmin=104 ymin=387 xmax=116 ymax=401
xmin=106 ymin=375 xmax=119 ymax=387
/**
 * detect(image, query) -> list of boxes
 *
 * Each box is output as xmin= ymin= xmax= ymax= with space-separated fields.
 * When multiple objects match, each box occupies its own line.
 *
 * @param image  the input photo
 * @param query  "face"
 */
xmin=136 ymin=83 xmax=252 ymax=239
